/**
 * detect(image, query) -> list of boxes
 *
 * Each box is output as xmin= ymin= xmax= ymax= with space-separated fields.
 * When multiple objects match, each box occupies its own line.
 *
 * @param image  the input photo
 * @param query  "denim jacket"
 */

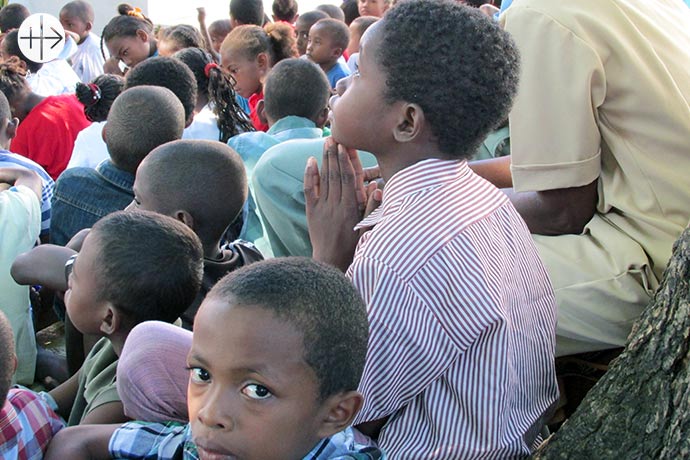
xmin=50 ymin=160 xmax=134 ymax=246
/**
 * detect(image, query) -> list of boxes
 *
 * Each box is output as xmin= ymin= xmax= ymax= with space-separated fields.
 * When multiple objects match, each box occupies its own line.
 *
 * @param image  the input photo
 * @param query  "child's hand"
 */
xmin=197 ymin=7 xmax=207 ymax=24
xmin=305 ymin=138 xmax=376 ymax=272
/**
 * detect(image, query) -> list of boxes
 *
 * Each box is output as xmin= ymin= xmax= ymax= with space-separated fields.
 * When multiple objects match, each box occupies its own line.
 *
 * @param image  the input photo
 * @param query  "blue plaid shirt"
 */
xmin=109 ymin=422 xmax=384 ymax=460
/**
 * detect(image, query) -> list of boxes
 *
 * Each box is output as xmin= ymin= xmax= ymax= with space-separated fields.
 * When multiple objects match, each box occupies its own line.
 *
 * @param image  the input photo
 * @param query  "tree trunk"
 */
xmin=533 ymin=226 xmax=690 ymax=459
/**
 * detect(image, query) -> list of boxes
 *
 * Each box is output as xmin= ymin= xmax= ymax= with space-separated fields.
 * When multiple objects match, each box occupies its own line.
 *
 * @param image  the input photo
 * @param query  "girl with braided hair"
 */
xmin=102 ymin=3 xmax=158 ymax=70
xmin=67 ymin=74 xmax=125 ymax=170
xmin=174 ymin=47 xmax=254 ymax=143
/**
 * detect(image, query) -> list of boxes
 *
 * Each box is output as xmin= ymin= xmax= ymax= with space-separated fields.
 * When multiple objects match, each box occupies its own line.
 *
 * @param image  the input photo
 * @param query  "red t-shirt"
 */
xmin=11 ymin=94 xmax=91 ymax=180
xmin=248 ymin=91 xmax=268 ymax=132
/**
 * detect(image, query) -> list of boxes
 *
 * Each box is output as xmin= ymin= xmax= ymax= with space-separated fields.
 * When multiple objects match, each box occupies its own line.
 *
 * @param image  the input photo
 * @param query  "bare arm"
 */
xmin=0 ymin=167 xmax=42 ymax=199
xmin=11 ymin=245 xmax=76 ymax=291
xmin=80 ymin=401 xmax=129 ymax=425
xmin=48 ymin=368 xmax=81 ymax=420
xmin=44 ymin=424 xmax=121 ymax=460
xmin=502 ymin=180 xmax=598 ymax=235
xmin=469 ymin=155 xmax=513 ymax=189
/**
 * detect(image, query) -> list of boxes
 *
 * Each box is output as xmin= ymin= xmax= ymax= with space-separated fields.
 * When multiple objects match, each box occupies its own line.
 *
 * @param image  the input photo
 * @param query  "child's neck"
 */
xmin=15 ymin=92 xmax=46 ymax=121
xmin=108 ymin=328 xmax=130 ymax=357
xmin=376 ymin=142 xmax=451 ymax=183
xmin=319 ymin=60 xmax=338 ymax=74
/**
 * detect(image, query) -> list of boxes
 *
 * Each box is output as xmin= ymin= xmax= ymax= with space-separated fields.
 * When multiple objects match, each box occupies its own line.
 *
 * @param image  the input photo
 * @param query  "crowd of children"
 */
xmin=0 ymin=0 xmax=689 ymax=458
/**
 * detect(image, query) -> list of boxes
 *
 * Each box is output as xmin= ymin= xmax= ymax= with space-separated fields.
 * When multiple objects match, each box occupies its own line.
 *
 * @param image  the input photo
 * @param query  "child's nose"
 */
xmin=196 ymin=387 xmax=235 ymax=430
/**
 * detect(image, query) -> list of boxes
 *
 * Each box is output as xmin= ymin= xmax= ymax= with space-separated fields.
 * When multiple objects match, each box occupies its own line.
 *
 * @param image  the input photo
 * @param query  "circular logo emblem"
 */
xmin=17 ymin=14 xmax=65 ymax=63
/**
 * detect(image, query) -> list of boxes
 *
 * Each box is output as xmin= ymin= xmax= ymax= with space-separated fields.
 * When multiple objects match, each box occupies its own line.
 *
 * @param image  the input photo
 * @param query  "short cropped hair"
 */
xmin=378 ymin=0 xmax=519 ymax=158
xmin=60 ymin=1 xmax=95 ymax=23
xmin=2 ymin=30 xmax=42 ymax=73
xmin=316 ymin=4 xmax=345 ymax=22
xmin=91 ymin=210 xmax=203 ymax=324
xmin=352 ymin=15 xmax=378 ymax=37
xmin=125 ymin=56 xmax=197 ymax=123
xmin=0 ymin=90 xmax=10 ymax=121
xmin=313 ymin=18 xmax=349 ymax=51
xmin=0 ymin=311 xmax=15 ymax=407
xmin=106 ymin=85 xmax=185 ymax=173
xmin=230 ymin=0 xmax=264 ymax=25
xmin=341 ymin=0 xmax=359 ymax=25
xmin=296 ymin=10 xmax=328 ymax=29
xmin=0 ymin=4 xmax=29 ymax=32
xmin=138 ymin=140 xmax=248 ymax=244
xmin=207 ymin=257 xmax=369 ymax=401
xmin=264 ymin=58 xmax=330 ymax=122
xmin=272 ymin=0 xmax=298 ymax=22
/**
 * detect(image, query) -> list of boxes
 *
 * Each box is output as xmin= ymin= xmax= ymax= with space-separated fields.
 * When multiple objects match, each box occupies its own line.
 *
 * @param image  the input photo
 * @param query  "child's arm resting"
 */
xmin=11 ymin=244 xmax=77 ymax=291
xmin=44 ymin=424 xmax=122 ymax=460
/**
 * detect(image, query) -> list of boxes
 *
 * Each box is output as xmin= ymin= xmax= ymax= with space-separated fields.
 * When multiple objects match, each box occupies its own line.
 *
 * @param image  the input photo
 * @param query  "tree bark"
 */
xmin=533 ymin=226 xmax=690 ymax=459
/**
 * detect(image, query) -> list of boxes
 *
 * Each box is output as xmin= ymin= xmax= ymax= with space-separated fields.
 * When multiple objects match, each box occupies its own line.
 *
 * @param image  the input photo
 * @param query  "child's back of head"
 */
xmin=0 ymin=4 xmax=29 ymax=33
xmin=105 ymin=85 xmax=185 ymax=174
xmin=221 ymin=22 xmax=298 ymax=68
xmin=316 ymin=4 xmax=346 ymax=22
xmin=124 ymin=56 xmax=198 ymax=125
xmin=75 ymin=73 xmax=125 ymax=122
xmin=73 ymin=209 xmax=203 ymax=327
xmin=132 ymin=139 xmax=248 ymax=248
xmin=263 ymin=58 xmax=330 ymax=124
xmin=230 ymin=0 xmax=265 ymax=26
xmin=272 ymin=0 xmax=298 ymax=23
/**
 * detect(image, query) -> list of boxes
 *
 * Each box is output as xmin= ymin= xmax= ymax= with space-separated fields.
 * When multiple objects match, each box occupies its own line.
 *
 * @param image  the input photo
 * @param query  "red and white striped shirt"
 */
xmin=349 ymin=159 xmax=558 ymax=459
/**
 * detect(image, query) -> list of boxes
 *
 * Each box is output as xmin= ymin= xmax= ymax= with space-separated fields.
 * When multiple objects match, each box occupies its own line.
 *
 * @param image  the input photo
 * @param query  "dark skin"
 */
xmin=469 ymin=156 xmax=599 ymax=235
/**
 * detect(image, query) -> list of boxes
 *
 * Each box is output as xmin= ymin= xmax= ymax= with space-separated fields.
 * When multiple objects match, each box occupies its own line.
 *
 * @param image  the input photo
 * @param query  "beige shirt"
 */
xmin=503 ymin=0 xmax=690 ymax=279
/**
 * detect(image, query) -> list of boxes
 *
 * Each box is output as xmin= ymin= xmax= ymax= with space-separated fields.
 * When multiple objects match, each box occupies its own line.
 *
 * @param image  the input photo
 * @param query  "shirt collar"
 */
xmin=267 ymin=116 xmax=317 ymax=135
xmin=96 ymin=159 xmax=135 ymax=191
xmin=354 ymin=158 xmax=471 ymax=230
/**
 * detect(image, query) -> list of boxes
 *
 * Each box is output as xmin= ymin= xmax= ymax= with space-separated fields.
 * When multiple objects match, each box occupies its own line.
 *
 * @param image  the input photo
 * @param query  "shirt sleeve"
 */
xmin=349 ymin=256 xmax=461 ymax=424
xmin=502 ymin=4 xmax=606 ymax=192
xmin=0 ymin=185 xmax=41 ymax=247
xmin=109 ymin=422 xmax=188 ymax=459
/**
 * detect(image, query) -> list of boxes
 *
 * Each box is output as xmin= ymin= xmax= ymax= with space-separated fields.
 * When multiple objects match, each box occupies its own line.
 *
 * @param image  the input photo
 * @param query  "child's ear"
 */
xmin=136 ymin=29 xmax=149 ymax=42
xmin=314 ymin=107 xmax=329 ymax=129
xmin=174 ymin=210 xmax=195 ymax=230
xmin=85 ymin=21 xmax=93 ymax=33
xmin=256 ymin=99 xmax=268 ymax=126
xmin=99 ymin=304 xmax=123 ymax=336
xmin=316 ymin=391 xmax=364 ymax=438
xmin=5 ymin=117 xmax=18 ymax=140
xmin=256 ymin=52 xmax=270 ymax=76
xmin=101 ymin=124 xmax=107 ymax=143
xmin=393 ymin=102 xmax=425 ymax=144
xmin=332 ymin=47 xmax=344 ymax=60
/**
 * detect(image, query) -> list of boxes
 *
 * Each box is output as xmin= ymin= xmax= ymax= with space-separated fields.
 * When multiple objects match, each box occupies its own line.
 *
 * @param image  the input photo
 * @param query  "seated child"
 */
xmin=307 ymin=18 xmax=351 ymax=89
xmin=59 ymin=1 xmax=106 ymax=83
xmin=304 ymin=1 xmax=558 ymax=457
xmin=0 ymin=168 xmax=42 ymax=385
xmin=0 ymin=56 xmax=90 ymax=180
xmin=207 ymin=19 xmax=232 ymax=54
xmin=50 ymin=85 xmax=185 ymax=247
xmin=173 ymin=47 xmax=254 ymax=143
xmin=345 ymin=16 xmax=378 ymax=72
xmin=294 ymin=10 xmax=328 ymax=56
xmin=0 ymin=310 xmax=64 ymax=459
xmin=130 ymin=139 xmax=263 ymax=329
xmin=227 ymin=58 xmax=331 ymax=254
xmin=157 ymin=24 xmax=205 ymax=57
xmin=102 ymin=3 xmax=158 ymax=70
xmin=0 ymin=30 xmax=82 ymax=98
xmin=43 ymin=210 xmax=203 ymax=426
xmin=44 ymin=258 xmax=383 ymax=460
xmin=220 ymin=23 xmax=298 ymax=132
xmin=0 ymin=92 xmax=54 ymax=240
xmin=67 ymin=74 xmax=125 ymax=170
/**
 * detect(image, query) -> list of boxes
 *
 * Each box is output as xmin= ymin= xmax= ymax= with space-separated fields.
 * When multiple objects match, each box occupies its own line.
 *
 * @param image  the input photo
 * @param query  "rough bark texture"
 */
xmin=533 ymin=226 xmax=690 ymax=459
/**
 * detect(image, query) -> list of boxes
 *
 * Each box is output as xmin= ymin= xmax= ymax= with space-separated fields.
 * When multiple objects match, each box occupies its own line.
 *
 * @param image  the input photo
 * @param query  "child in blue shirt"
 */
xmin=307 ymin=18 xmax=352 ymax=89
xmin=44 ymin=258 xmax=384 ymax=459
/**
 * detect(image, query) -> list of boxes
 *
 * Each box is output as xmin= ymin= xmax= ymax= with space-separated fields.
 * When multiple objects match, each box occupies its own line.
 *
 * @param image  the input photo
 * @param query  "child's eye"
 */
xmin=189 ymin=367 xmax=211 ymax=384
xmin=241 ymin=383 xmax=272 ymax=400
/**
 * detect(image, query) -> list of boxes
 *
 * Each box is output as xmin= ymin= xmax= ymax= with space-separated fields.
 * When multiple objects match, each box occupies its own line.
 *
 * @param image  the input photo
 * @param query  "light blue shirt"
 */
xmin=227 ymin=116 xmax=324 ymax=257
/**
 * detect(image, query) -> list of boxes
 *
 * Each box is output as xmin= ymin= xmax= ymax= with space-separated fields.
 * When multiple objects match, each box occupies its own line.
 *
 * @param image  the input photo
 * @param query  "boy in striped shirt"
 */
xmin=305 ymin=0 xmax=559 ymax=457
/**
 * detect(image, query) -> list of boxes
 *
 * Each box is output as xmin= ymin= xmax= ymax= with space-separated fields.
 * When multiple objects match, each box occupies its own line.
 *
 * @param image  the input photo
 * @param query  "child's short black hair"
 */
xmin=378 ymin=0 xmax=519 ymax=159
xmin=352 ymin=15 xmax=378 ymax=37
xmin=208 ymin=257 xmax=369 ymax=401
xmin=272 ymin=0 xmax=298 ymax=23
xmin=316 ymin=4 xmax=345 ymax=22
xmin=296 ymin=10 xmax=329 ymax=29
xmin=91 ymin=210 xmax=203 ymax=324
xmin=208 ymin=19 xmax=232 ymax=36
xmin=0 ymin=311 xmax=14 ymax=408
xmin=313 ymin=18 xmax=349 ymax=51
xmin=125 ymin=56 xmax=198 ymax=123
xmin=76 ymin=73 xmax=125 ymax=122
xmin=60 ymin=1 xmax=95 ymax=23
xmin=264 ymin=58 xmax=330 ymax=122
xmin=106 ymin=85 xmax=185 ymax=173
xmin=138 ymin=139 xmax=248 ymax=245
xmin=0 ymin=4 xmax=29 ymax=32
xmin=2 ymin=30 xmax=42 ymax=73
xmin=230 ymin=0 xmax=265 ymax=26
xmin=0 ymin=90 xmax=10 ymax=121
xmin=341 ymin=0 xmax=359 ymax=25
